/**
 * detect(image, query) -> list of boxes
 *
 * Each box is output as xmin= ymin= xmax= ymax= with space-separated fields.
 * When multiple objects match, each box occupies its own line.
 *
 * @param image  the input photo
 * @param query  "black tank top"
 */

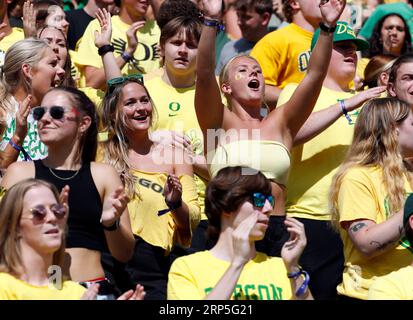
xmin=34 ymin=160 xmax=107 ymax=252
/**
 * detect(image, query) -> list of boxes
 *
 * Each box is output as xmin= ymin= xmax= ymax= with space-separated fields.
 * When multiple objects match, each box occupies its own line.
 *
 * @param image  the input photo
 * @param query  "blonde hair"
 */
xmin=0 ymin=38 xmax=49 ymax=135
xmin=0 ymin=179 xmax=66 ymax=277
xmin=218 ymin=54 xmax=262 ymax=108
xmin=330 ymin=97 xmax=413 ymax=230
xmin=100 ymin=80 xmax=157 ymax=199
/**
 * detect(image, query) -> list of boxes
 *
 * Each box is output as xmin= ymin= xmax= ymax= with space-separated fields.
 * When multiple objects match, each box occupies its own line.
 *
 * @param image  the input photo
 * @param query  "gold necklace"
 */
xmin=48 ymin=167 xmax=80 ymax=181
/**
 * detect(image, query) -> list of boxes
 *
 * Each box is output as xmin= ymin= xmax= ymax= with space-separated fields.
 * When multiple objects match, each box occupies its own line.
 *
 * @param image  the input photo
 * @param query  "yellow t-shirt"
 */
xmin=278 ymin=84 xmax=356 ymax=221
xmin=74 ymin=16 xmax=161 ymax=87
xmin=337 ymin=166 xmax=413 ymax=299
xmin=128 ymin=170 xmax=200 ymax=252
xmin=368 ymin=265 xmax=413 ymax=300
xmin=250 ymin=23 xmax=312 ymax=89
xmin=167 ymin=251 xmax=292 ymax=300
xmin=146 ymin=75 xmax=207 ymax=220
xmin=0 ymin=272 xmax=85 ymax=300
xmin=0 ymin=28 xmax=24 ymax=68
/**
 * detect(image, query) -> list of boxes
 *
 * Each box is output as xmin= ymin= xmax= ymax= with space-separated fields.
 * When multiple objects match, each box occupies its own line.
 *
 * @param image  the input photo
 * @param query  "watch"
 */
xmin=319 ymin=22 xmax=337 ymax=33
xmin=101 ymin=218 xmax=120 ymax=231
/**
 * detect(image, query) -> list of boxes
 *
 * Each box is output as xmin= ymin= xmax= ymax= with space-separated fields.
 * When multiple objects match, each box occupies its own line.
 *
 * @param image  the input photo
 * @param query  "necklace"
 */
xmin=48 ymin=167 xmax=80 ymax=181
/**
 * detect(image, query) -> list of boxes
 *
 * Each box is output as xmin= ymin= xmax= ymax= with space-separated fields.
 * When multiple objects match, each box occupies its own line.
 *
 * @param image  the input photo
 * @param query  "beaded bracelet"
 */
xmin=339 ymin=99 xmax=353 ymax=125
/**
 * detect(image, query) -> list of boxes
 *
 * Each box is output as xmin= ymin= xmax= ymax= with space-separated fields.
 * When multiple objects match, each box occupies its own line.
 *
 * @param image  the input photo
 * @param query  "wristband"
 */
xmin=101 ymin=218 xmax=120 ymax=231
xmin=158 ymin=199 xmax=183 ymax=216
xmin=339 ymin=99 xmax=353 ymax=125
xmin=295 ymin=269 xmax=310 ymax=297
xmin=8 ymin=138 xmax=32 ymax=161
xmin=287 ymin=266 xmax=310 ymax=297
xmin=98 ymin=44 xmax=115 ymax=56
xmin=121 ymin=51 xmax=133 ymax=63
xmin=202 ymin=18 xmax=225 ymax=32
xmin=319 ymin=22 xmax=337 ymax=33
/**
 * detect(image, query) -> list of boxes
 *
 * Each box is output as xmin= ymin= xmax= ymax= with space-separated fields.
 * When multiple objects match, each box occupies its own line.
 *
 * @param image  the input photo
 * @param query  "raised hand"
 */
xmin=231 ymin=212 xmax=258 ymax=266
xmin=101 ymin=185 xmax=130 ymax=228
xmin=125 ymin=20 xmax=146 ymax=56
xmin=201 ymin=0 xmax=223 ymax=19
xmin=23 ymin=0 xmax=37 ymax=38
xmin=94 ymin=8 xmax=112 ymax=48
xmin=117 ymin=284 xmax=146 ymax=300
xmin=344 ymin=86 xmax=386 ymax=113
xmin=163 ymin=174 xmax=182 ymax=204
xmin=15 ymin=94 xmax=32 ymax=142
xmin=59 ymin=185 xmax=70 ymax=215
xmin=281 ymin=217 xmax=307 ymax=269
xmin=319 ymin=0 xmax=347 ymax=26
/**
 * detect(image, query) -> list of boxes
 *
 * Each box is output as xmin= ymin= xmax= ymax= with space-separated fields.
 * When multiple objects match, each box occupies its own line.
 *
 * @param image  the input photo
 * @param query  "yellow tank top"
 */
xmin=208 ymin=140 xmax=291 ymax=185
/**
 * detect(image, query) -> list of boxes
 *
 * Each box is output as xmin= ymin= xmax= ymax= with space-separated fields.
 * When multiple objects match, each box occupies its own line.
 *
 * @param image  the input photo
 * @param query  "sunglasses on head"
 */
xmin=251 ymin=192 xmax=274 ymax=208
xmin=107 ymin=74 xmax=144 ymax=95
xmin=32 ymin=106 xmax=66 ymax=121
xmin=24 ymin=204 xmax=67 ymax=222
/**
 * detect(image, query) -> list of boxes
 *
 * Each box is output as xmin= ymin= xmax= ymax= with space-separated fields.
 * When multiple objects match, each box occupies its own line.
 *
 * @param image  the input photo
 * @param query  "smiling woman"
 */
xmin=0 ymin=38 xmax=65 ymax=169
xmin=1 ymin=86 xmax=136 ymax=299
xmin=100 ymin=76 xmax=201 ymax=300
xmin=0 ymin=179 xmax=86 ymax=299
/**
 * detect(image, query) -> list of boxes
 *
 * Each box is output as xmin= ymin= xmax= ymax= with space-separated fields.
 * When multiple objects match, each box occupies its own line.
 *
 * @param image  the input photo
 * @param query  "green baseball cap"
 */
xmin=311 ymin=21 xmax=369 ymax=51
xmin=403 ymin=193 xmax=413 ymax=228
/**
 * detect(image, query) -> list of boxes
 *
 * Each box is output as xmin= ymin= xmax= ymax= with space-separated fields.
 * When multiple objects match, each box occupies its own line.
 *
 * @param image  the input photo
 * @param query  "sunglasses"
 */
xmin=23 ymin=204 xmax=67 ymax=222
xmin=251 ymin=192 xmax=275 ymax=208
xmin=32 ymin=106 xmax=66 ymax=121
xmin=107 ymin=74 xmax=144 ymax=95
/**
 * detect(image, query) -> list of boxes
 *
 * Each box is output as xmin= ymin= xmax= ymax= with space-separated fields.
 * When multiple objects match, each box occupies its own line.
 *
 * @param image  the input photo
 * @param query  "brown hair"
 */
xmin=205 ymin=166 xmax=272 ymax=239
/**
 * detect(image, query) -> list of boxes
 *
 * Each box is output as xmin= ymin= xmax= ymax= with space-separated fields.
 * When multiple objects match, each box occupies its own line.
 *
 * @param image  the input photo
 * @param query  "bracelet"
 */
xmin=157 ymin=199 xmax=183 ymax=216
xmin=100 ymin=218 xmax=120 ymax=231
xmin=8 ymin=138 xmax=32 ymax=161
xmin=287 ymin=266 xmax=310 ymax=297
xmin=339 ymin=99 xmax=353 ymax=125
xmin=295 ymin=269 xmax=310 ymax=297
xmin=319 ymin=22 xmax=337 ymax=33
xmin=98 ymin=44 xmax=115 ymax=56
xmin=121 ymin=51 xmax=133 ymax=63
xmin=287 ymin=266 xmax=303 ymax=279
xmin=202 ymin=17 xmax=225 ymax=32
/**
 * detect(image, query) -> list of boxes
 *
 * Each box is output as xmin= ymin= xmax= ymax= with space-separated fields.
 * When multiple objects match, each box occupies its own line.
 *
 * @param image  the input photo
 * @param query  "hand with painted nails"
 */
xmin=281 ymin=217 xmax=307 ymax=269
xmin=163 ymin=174 xmax=182 ymax=204
xmin=100 ymin=185 xmax=130 ymax=228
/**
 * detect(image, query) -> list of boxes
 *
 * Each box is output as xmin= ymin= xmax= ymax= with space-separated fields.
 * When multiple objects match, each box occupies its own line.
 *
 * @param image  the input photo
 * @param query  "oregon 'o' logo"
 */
xmin=169 ymin=102 xmax=181 ymax=112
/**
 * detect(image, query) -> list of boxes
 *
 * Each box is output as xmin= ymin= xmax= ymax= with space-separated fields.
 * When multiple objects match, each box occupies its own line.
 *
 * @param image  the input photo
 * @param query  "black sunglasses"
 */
xmin=251 ymin=192 xmax=275 ymax=208
xmin=25 ymin=204 xmax=67 ymax=222
xmin=32 ymin=106 xmax=66 ymax=121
